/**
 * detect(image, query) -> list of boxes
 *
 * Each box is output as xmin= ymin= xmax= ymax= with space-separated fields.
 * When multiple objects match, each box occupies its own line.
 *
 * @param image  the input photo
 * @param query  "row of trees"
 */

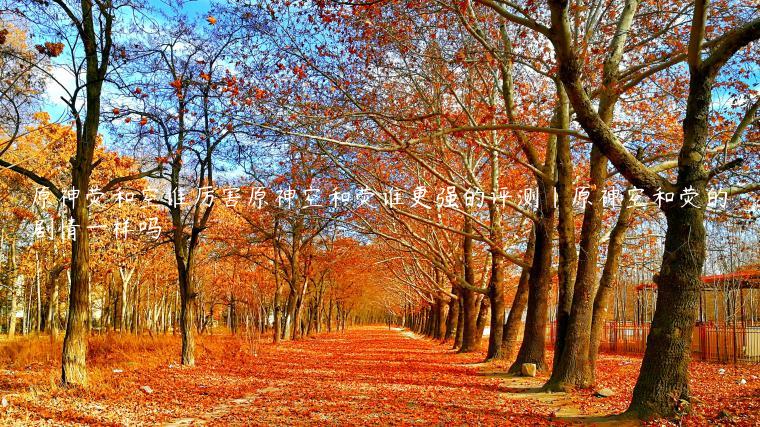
xmin=237 ymin=0 xmax=758 ymax=419
xmin=0 ymin=0 xmax=399 ymax=384
xmin=1 ymin=0 xmax=758 ymax=421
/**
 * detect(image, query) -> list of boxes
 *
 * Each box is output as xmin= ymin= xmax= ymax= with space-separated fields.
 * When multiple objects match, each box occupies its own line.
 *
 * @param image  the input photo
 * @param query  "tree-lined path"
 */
xmin=2 ymin=327 xmax=758 ymax=425
xmin=2 ymin=1 xmax=759 ymax=424
xmin=166 ymin=327 xmax=564 ymax=425
xmin=0 ymin=328 xmax=568 ymax=425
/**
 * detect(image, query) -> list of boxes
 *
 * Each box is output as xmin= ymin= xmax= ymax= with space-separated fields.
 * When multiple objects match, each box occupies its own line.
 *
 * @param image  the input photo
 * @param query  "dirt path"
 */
xmin=161 ymin=327 xmax=589 ymax=425
xmin=2 ymin=327 xmax=609 ymax=425
xmin=4 ymin=327 xmax=755 ymax=425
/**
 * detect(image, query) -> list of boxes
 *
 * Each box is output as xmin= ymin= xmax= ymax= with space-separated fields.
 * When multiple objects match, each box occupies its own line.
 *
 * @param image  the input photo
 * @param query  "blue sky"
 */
xmin=41 ymin=0 xmax=218 ymax=145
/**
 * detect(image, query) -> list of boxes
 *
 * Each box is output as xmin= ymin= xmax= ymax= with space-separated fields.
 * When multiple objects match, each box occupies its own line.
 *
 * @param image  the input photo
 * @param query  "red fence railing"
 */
xmin=547 ymin=321 xmax=760 ymax=364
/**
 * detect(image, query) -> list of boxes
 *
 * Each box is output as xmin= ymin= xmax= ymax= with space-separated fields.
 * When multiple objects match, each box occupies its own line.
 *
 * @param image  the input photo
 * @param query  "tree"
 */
xmin=0 ymin=21 xmax=44 ymax=153
xmin=544 ymin=0 xmax=759 ymax=417
xmin=0 ymin=0 xmax=162 ymax=384
xmin=240 ymin=1 xmax=571 ymax=359
xmin=464 ymin=0 xmax=757 ymax=411
xmin=109 ymin=9 xmax=252 ymax=364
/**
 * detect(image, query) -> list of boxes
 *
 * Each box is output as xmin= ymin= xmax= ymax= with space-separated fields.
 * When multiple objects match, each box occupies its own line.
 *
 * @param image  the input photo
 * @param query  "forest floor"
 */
xmin=0 ymin=326 xmax=757 ymax=426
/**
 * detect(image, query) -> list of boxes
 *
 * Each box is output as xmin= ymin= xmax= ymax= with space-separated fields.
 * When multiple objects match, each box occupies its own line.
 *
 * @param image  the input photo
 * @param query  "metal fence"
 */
xmin=548 ymin=321 xmax=760 ymax=364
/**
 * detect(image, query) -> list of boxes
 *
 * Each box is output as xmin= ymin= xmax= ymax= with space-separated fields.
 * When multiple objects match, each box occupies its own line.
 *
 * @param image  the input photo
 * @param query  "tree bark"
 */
xmin=486 ymin=247 xmax=505 ymax=360
xmin=486 ymin=141 xmax=506 ymax=360
xmin=178 ymin=269 xmax=196 ymax=366
xmin=589 ymin=190 xmax=634 ymax=373
xmin=458 ymin=218 xmax=481 ymax=352
xmin=118 ymin=267 xmax=133 ymax=332
xmin=476 ymin=297 xmax=489 ymax=342
xmin=62 ymin=219 xmax=91 ymax=386
xmin=7 ymin=278 xmax=18 ymax=338
xmin=444 ymin=287 xmax=458 ymax=342
xmin=509 ymin=174 xmax=555 ymax=373
xmin=61 ymin=144 xmax=96 ymax=385
xmin=549 ymin=84 xmax=577 ymax=374
xmin=500 ymin=227 xmax=535 ymax=360
xmin=435 ymin=297 xmax=447 ymax=340
xmin=35 ymin=254 xmax=41 ymax=333
xmin=628 ymin=205 xmax=704 ymax=417
xmin=545 ymin=145 xmax=605 ymax=391
xmin=47 ymin=268 xmax=60 ymax=336
xmin=454 ymin=294 xmax=464 ymax=349
xmin=626 ymin=64 xmax=716 ymax=418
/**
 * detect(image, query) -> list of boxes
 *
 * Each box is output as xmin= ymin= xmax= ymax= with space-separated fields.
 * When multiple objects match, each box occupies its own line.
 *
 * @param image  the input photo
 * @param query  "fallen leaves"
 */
xmin=0 ymin=329 xmax=549 ymax=425
xmin=0 ymin=329 xmax=757 ymax=426
xmin=564 ymin=353 xmax=760 ymax=426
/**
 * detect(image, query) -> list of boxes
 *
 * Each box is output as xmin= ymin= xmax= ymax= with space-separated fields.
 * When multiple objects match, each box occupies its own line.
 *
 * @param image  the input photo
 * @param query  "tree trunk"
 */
xmin=424 ymin=306 xmax=433 ymax=337
xmin=627 ymin=69 xmax=714 ymax=417
xmin=628 ymin=205 xmax=705 ymax=417
xmin=118 ymin=267 xmax=133 ymax=333
xmin=179 ymin=270 xmax=196 ymax=366
xmin=509 ymin=185 xmax=555 ymax=373
xmin=459 ymin=218 xmax=481 ymax=352
xmin=589 ymin=191 xmax=634 ymax=373
xmin=444 ymin=287 xmax=458 ymax=342
xmin=486 ymin=248 xmax=505 ymax=360
xmin=326 ymin=296 xmax=333 ymax=332
xmin=131 ymin=278 xmax=140 ymax=334
xmin=459 ymin=288 xmax=480 ymax=352
xmin=435 ymin=297 xmax=447 ymax=340
xmin=476 ymin=297 xmax=488 ymax=340
xmin=501 ymin=227 xmax=535 ymax=360
xmin=7 ymin=237 xmax=18 ymax=338
xmin=61 ymin=175 xmax=93 ymax=386
xmin=35 ymin=254 xmax=41 ymax=333
xmin=272 ymin=283 xmax=282 ymax=343
xmin=545 ymin=145 xmax=605 ymax=391
xmin=486 ymin=138 xmax=507 ymax=360
xmin=62 ymin=236 xmax=90 ymax=386
xmin=272 ymin=218 xmax=283 ymax=343
xmin=550 ymin=84 xmax=577 ymax=373
xmin=7 ymin=277 xmax=18 ymax=338
xmin=47 ymin=271 xmax=59 ymax=336
xmin=291 ymin=278 xmax=308 ymax=340
xmin=454 ymin=294 xmax=464 ymax=349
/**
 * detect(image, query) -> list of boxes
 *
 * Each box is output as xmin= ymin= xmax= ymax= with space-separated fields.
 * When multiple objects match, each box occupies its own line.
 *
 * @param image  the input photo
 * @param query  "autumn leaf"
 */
xmin=34 ymin=41 xmax=65 ymax=57
xmin=11 ymin=207 xmax=35 ymax=221
xmin=292 ymin=65 xmax=307 ymax=80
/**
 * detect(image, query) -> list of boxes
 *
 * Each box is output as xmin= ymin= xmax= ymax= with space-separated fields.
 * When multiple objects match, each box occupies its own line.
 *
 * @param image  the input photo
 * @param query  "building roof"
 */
xmin=632 ymin=265 xmax=760 ymax=291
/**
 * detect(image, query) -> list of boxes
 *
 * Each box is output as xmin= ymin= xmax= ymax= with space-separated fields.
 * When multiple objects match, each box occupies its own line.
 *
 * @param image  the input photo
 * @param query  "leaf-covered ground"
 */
xmin=0 ymin=327 xmax=757 ymax=425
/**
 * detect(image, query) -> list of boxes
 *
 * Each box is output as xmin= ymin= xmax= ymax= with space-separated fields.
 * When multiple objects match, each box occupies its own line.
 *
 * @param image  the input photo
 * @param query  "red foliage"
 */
xmin=35 ymin=42 xmax=64 ymax=57
xmin=0 ymin=330 xmax=757 ymax=425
